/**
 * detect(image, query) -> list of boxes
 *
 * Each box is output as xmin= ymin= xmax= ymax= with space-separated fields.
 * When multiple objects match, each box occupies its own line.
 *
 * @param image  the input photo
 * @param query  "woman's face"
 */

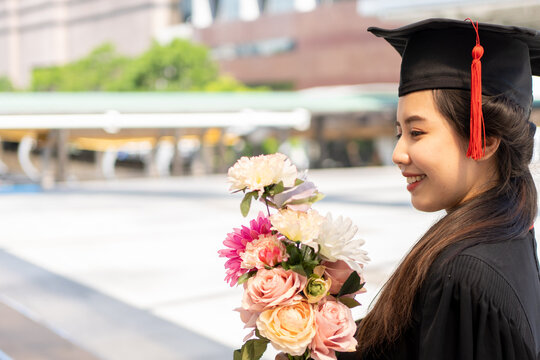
xmin=393 ymin=90 xmax=497 ymax=212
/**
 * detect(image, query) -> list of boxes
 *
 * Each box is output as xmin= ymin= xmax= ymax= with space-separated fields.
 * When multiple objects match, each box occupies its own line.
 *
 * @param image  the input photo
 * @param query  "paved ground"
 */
xmin=0 ymin=165 xmax=538 ymax=360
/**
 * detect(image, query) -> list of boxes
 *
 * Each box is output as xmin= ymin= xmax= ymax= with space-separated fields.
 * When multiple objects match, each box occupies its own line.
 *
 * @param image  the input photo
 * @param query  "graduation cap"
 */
xmin=368 ymin=18 xmax=540 ymax=159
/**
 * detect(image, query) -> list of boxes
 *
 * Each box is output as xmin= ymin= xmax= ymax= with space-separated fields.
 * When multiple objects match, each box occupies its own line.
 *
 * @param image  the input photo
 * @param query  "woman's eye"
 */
xmin=410 ymin=130 xmax=424 ymax=137
xmin=396 ymin=132 xmax=402 ymax=140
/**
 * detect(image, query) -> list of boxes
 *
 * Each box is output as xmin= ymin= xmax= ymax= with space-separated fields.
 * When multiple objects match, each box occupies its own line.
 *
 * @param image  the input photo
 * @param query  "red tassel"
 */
xmin=466 ymin=19 xmax=486 ymax=160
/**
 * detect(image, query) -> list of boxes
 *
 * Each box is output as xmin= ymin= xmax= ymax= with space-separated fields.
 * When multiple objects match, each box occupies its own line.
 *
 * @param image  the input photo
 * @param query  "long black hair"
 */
xmin=356 ymin=89 xmax=537 ymax=354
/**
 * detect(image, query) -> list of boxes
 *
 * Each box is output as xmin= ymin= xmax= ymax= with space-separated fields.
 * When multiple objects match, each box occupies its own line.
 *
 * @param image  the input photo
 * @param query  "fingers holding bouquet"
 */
xmin=219 ymin=153 xmax=369 ymax=360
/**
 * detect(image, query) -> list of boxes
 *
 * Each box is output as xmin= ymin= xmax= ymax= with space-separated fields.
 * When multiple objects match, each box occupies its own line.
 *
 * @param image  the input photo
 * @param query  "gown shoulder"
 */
xmin=339 ymin=232 xmax=540 ymax=360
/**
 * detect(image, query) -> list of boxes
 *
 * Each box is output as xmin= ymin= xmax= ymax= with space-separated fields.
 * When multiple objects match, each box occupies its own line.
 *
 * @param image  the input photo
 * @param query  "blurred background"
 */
xmin=0 ymin=1 xmax=539 ymax=359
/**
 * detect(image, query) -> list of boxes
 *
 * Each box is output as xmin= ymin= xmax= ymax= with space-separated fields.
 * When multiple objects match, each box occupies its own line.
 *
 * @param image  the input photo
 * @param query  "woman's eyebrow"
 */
xmin=395 ymin=115 xmax=427 ymax=127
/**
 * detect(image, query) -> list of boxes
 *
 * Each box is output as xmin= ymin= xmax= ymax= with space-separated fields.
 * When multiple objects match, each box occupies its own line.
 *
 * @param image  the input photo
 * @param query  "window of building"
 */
xmin=266 ymin=0 xmax=295 ymax=14
xmin=178 ymin=0 xmax=192 ymax=23
xmin=257 ymin=0 xmax=268 ymax=13
xmin=209 ymin=0 xmax=221 ymax=19
xmin=218 ymin=0 xmax=240 ymax=21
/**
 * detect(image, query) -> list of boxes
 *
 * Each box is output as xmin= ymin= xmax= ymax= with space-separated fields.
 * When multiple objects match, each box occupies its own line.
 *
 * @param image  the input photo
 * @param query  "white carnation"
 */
xmin=315 ymin=213 xmax=370 ymax=272
xmin=270 ymin=209 xmax=325 ymax=247
xmin=227 ymin=153 xmax=297 ymax=193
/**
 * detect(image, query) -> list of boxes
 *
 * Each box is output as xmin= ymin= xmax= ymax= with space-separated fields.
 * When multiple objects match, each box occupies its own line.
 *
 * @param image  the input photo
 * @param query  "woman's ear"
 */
xmin=478 ymin=136 xmax=501 ymax=161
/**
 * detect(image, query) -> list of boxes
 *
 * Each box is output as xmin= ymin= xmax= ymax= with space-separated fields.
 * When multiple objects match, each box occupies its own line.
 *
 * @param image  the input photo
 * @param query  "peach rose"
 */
xmin=310 ymin=300 xmax=358 ymax=360
xmin=323 ymin=260 xmax=366 ymax=296
xmin=242 ymin=268 xmax=307 ymax=313
xmin=257 ymin=301 xmax=316 ymax=356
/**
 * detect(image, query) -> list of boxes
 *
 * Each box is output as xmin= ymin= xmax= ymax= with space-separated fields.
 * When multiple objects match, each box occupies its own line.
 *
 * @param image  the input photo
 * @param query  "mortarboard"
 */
xmin=368 ymin=18 xmax=540 ymax=159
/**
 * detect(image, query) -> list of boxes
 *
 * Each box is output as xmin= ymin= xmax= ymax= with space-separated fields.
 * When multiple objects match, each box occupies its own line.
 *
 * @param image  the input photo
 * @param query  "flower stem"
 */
xmin=265 ymin=198 xmax=271 ymax=217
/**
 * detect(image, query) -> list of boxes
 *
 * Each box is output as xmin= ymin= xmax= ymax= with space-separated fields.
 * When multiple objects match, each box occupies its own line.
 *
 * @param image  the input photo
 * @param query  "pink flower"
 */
xmin=240 ymin=234 xmax=288 ymax=270
xmin=310 ymin=299 xmax=358 ymax=360
xmin=218 ymin=212 xmax=272 ymax=286
xmin=323 ymin=260 xmax=366 ymax=296
xmin=241 ymin=268 xmax=307 ymax=313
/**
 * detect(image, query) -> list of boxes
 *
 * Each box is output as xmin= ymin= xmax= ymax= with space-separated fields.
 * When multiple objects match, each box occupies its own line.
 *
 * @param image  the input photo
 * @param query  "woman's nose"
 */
xmin=392 ymin=138 xmax=410 ymax=166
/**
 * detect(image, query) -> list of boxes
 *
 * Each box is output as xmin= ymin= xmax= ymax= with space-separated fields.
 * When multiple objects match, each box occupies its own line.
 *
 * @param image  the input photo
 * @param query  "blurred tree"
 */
xmin=31 ymin=39 xmax=261 ymax=92
xmin=32 ymin=43 xmax=130 ymax=91
xmin=261 ymin=136 xmax=279 ymax=154
xmin=204 ymin=74 xmax=254 ymax=92
xmin=0 ymin=76 xmax=14 ymax=91
xmin=115 ymin=39 xmax=218 ymax=91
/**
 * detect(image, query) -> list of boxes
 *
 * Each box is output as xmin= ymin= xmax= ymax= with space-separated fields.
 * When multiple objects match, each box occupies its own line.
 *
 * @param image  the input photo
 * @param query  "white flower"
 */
xmin=314 ymin=213 xmax=370 ymax=272
xmin=270 ymin=209 xmax=325 ymax=247
xmin=227 ymin=153 xmax=297 ymax=193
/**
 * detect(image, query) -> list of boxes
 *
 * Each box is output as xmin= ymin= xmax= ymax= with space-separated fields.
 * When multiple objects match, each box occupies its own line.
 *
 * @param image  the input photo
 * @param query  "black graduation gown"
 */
xmin=338 ymin=230 xmax=540 ymax=360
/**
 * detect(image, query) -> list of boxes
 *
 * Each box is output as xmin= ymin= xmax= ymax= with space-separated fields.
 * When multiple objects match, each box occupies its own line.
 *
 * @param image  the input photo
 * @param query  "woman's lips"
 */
xmin=405 ymin=174 xmax=426 ymax=192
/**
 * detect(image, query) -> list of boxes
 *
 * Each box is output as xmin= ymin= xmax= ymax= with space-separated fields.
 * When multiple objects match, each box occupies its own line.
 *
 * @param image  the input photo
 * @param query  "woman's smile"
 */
xmin=403 ymin=173 xmax=426 ymax=192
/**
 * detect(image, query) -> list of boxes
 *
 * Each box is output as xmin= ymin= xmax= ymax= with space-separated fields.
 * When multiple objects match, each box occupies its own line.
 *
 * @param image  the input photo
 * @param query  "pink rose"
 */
xmin=323 ymin=260 xmax=366 ymax=296
xmin=242 ymin=268 xmax=307 ymax=313
xmin=240 ymin=234 xmax=288 ymax=270
xmin=310 ymin=299 xmax=358 ymax=360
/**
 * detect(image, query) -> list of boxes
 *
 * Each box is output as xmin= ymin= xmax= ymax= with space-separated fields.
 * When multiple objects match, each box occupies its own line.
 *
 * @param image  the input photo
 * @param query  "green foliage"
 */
xmin=0 ymin=76 xmax=14 ymax=91
xmin=261 ymin=137 xmax=280 ymax=154
xmin=286 ymin=349 xmax=311 ymax=360
xmin=30 ymin=39 xmax=262 ymax=92
xmin=115 ymin=39 xmax=218 ymax=91
xmin=204 ymin=74 xmax=268 ymax=92
xmin=32 ymin=43 xmax=130 ymax=91
xmin=338 ymin=296 xmax=362 ymax=308
xmin=237 ymin=270 xmax=257 ymax=285
xmin=241 ymin=191 xmax=258 ymax=217
xmin=337 ymin=271 xmax=364 ymax=297
xmin=266 ymin=181 xmax=284 ymax=197
xmin=281 ymin=243 xmax=319 ymax=278
xmin=234 ymin=337 xmax=270 ymax=360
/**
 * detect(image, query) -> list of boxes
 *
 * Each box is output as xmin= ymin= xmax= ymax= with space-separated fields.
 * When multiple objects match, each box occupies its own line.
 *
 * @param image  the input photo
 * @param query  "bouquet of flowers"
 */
xmin=219 ymin=153 xmax=369 ymax=360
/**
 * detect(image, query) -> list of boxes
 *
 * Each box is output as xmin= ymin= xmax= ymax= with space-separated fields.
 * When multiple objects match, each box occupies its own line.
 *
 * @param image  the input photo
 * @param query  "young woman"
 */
xmin=339 ymin=19 xmax=540 ymax=360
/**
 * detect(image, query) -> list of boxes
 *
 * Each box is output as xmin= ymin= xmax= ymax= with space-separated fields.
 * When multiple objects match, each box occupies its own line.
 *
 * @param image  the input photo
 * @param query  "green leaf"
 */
xmin=338 ymin=296 xmax=362 ymax=308
xmin=286 ymin=348 xmax=311 ymax=360
xmin=254 ymin=328 xmax=269 ymax=341
xmin=240 ymin=338 xmax=269 ymax=360
xmin=337 ymin=271 xmax=362 ymax=297
xmin=237 ymin=271 xmax=256 ymax=285
xmin=285 ymin=244 xmax=302 ymax=265
xmin=300 ymin=245 xmax=316 ymax=262
xmin=301 ymin=259 xmax=319 ymax=277
xmin=286 ymin=193 xmax=325 ymax=207
xmin=290 ymin=264 xmax=307 ymax=277
xmin=267 ymin=181 xmax=284 ymax=196
xmin=294 ymin=178 xmax=304 ymax=186
xmin=241 ymin=192 xmax=257 ymax=217
xmin=308 ymin=192 xmax=325 ymax=204
xmin=233 ymin=349 xmax=242 ymax=360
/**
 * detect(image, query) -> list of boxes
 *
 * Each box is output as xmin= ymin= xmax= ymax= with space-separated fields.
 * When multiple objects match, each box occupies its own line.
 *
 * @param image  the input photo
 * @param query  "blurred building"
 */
xmin=2 ymin=0 xmax=540 ymax=89
xmin=0 ymin=0 xmax=403 ymax=89
xmin=0 ymin=0 xmax=177 ymax=87
xmin=182 ymin=0 xmax=403 ymax=89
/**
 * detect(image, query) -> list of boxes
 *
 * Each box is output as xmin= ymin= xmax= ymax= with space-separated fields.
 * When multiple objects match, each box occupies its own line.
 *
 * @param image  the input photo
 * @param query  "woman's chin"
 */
xmin=411 ymin=197 xmax=443 ymax=213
